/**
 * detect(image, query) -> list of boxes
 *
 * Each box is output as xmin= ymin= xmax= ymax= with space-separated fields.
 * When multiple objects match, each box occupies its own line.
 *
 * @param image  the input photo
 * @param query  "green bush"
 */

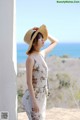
xmin=56 ymin=73 xmax=70 ymax=89
xmin=75 ymin=91 xmax=80 ymax=100
xmin=17 ymin=87 xmax=23 ymax=97
xmin=61 ymin=54 xmax=70 ymax=58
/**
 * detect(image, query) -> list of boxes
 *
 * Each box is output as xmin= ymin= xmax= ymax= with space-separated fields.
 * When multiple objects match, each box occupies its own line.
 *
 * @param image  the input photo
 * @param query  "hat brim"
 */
xmin=26 ymin=24 xmax=48 ymax=54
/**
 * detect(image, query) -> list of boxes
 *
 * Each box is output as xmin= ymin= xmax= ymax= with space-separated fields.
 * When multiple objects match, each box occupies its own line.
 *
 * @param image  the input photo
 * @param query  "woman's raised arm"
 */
xmin=41 ymin=35 xmax=58 ymax=56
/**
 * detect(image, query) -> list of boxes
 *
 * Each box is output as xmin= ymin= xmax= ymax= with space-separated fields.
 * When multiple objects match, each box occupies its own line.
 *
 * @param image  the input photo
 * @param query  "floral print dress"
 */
xmin=22 ymin=52 xmax=48 ymax=120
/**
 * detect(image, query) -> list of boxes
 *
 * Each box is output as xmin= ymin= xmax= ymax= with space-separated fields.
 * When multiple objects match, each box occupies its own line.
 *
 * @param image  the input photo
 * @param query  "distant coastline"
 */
xmin=17 ymin=42 xmax=80 ymax=64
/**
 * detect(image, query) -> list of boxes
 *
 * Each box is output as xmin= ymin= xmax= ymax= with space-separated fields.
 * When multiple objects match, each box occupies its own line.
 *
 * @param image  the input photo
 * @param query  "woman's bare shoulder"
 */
xmin=26 ymin=55 xmax=34 ymax=66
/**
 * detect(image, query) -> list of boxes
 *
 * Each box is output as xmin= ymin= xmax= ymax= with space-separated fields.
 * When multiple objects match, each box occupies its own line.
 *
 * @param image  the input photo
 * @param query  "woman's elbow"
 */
xmin=53 ymin=38 xmax=59 ymax=43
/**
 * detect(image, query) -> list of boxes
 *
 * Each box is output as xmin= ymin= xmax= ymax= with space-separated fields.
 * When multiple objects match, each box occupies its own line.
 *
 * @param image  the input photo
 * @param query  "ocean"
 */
xmin=17 ymin=43 xmax=80 ymax=64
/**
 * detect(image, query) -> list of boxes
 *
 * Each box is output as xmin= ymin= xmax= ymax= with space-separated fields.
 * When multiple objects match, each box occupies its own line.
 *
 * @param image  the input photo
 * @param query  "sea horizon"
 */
xmin=17 ymin=42 xmax=80 ymax=64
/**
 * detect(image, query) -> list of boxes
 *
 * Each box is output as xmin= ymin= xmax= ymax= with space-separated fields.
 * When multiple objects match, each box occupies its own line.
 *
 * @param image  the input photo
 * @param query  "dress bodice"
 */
xmin=31 ymin=53 xmax=48 ymax=89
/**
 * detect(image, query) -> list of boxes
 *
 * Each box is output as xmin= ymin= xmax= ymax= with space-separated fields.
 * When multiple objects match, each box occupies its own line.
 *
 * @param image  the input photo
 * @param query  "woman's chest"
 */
xmin=33 ymin=56 xmax=48 ymax=73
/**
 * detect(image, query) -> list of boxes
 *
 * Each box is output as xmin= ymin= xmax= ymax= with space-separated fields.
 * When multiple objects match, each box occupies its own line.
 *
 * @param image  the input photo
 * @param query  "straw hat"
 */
xmin=24 ymin=24 xmax=48 ymax=54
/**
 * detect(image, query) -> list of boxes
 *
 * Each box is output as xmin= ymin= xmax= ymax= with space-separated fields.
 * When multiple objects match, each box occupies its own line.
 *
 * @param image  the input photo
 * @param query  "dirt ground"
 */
xmin=18 ymin=108 xmax=80 ymax=120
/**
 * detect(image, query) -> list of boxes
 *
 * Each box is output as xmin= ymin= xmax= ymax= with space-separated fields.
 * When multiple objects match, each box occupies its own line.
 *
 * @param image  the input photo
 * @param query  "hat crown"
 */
xmin=24 ymin=29 xmax=36 ymax=44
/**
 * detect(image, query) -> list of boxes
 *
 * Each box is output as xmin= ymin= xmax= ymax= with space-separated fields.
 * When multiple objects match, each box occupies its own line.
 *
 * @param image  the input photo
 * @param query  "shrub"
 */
xmin=61 ymin=54 xmax=70 ymax=58
xmin=56 ymin=73 xmax=70 ymax=89
xmin=17 ymin=87 xmax=23 ymax=97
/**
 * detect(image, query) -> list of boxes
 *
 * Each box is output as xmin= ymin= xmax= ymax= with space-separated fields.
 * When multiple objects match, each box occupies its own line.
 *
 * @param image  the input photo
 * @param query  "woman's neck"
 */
xmin=32 ymin=50 xmax=40 ymax=54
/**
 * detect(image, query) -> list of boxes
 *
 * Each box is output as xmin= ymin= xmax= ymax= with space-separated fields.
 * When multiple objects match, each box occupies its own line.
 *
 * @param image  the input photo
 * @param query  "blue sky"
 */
xmin=16 ymin=0 xmax=80 ymax=43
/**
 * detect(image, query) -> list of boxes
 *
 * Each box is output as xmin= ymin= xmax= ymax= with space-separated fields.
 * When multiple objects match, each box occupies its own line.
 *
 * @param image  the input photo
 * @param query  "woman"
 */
xmin=22 ymin=24 xmax=58 ymax=120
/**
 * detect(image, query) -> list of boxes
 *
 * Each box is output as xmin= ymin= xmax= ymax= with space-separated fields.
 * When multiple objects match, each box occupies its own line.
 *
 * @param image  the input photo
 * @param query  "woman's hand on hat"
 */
xmin=32 ymin=27 xmax=39 ymax=31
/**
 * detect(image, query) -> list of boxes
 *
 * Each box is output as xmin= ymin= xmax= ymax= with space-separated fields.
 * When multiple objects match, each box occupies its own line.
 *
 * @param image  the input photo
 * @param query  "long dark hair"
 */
xmin=28 ymin=32 xmax=43 ymax=54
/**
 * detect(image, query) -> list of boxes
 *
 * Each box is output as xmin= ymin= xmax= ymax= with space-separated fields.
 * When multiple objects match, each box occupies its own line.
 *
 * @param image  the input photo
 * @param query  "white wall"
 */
xmin=0 ymin=0 xmax=17 ymax=120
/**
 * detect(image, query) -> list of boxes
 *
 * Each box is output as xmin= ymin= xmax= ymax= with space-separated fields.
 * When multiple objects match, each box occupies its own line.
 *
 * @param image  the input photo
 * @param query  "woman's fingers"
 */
xmin=32 ymin=27 xmax=39 ymax=31
xmin=32 ymin=107 xmax=39 ymax=112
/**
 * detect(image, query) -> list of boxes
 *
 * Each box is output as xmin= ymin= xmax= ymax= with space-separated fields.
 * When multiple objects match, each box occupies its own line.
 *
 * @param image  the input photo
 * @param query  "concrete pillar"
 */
xmin=0 ymin=0 xmax=17 ymax=120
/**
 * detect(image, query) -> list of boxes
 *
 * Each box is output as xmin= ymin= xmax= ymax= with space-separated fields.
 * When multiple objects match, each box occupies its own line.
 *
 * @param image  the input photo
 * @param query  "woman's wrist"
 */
xmin=30 ymin=94 xmax=36 ymax=102
xmin=32 ymin=98 xmax=37 ymax=104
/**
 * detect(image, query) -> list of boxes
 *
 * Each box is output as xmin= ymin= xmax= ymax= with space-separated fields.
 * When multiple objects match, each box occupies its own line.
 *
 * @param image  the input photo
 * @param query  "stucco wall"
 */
xmin=0 ymin=0 xmax=17 ymax=120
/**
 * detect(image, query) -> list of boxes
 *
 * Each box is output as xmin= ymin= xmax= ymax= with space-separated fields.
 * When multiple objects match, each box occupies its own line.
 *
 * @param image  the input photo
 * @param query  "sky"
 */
xmin=16 ymin=0 xmax=80 ymax=43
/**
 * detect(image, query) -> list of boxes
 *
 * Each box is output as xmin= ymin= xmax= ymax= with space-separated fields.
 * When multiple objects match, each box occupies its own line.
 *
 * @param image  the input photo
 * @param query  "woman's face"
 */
xmin=37 ymin=34 xmax=44 ymax=48
xmin=32 ymin=33 xmax=44 ymax=51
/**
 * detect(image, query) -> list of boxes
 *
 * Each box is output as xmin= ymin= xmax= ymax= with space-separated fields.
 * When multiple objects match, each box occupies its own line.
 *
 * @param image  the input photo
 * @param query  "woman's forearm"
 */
xmin=48 ymin=35 xmax=58 ymax=43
